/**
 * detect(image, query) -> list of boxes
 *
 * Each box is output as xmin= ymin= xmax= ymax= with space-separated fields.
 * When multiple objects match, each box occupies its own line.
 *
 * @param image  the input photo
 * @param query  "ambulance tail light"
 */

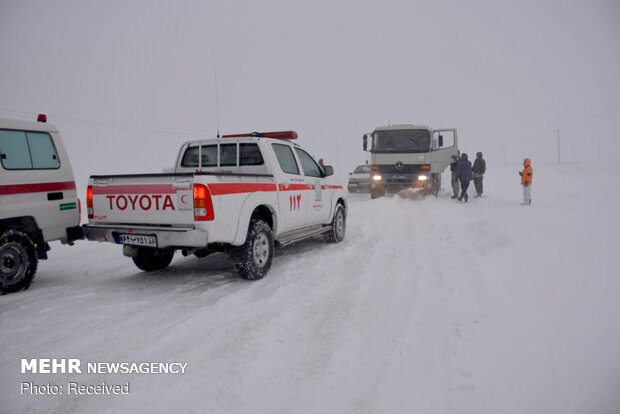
xmin=86 ymin=186 xmax=94 ymax=219
xmin=193 ymin=184 xmax=214 ymax=221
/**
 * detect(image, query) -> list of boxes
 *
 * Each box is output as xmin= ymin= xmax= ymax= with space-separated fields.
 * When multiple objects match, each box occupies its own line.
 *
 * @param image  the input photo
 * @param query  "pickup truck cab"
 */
xmin=83 ymin=131 xmax=347 ymax=280
xmin=0 ymin=115 xmax=82 ymax=293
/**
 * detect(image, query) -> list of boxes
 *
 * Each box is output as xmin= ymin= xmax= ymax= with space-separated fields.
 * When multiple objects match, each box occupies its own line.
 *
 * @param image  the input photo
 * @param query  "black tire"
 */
xmin=324 ymin=204 xmax=346 ymax=243
xmin=232 ymin=219 xmax=274 ymax=280
xmin=0 ymin=230 xmax=38 ymax=293
xmin=131 ymin=248 xmax=174 ymax=272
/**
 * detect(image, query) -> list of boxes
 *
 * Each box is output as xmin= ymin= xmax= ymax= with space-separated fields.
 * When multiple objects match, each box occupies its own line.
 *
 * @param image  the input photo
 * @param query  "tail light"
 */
xmin=193 ymin=184 xmax=214 ymax=221
xmin=86 ymin=186 xmax=94 ymax=219
xmin=78 ymin=198 xmax=82 ymax=225
xmin=421 ymin=165 xmax=431 ymax=170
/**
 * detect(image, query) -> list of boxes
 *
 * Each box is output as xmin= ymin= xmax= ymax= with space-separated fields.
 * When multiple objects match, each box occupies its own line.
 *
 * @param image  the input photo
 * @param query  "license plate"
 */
xmin=393 ymin=175 xmax=409 ymax=180
xmin=119 ymin=234 xmax=157 ymax=247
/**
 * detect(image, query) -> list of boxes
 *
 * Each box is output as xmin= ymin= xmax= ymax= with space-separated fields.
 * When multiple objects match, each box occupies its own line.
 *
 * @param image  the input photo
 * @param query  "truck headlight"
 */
xmin=418 ymin=174 xmax=428 ymax=181
xmin=372 ymin=174 xmax=382 ymax=181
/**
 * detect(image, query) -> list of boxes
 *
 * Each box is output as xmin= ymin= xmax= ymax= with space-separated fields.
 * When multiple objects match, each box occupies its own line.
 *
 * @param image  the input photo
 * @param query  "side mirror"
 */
xmin=438 ymin=135 xmax=444 ymax=147
xmin=363 ymin=134 xmax=368 ymax=151
xmin=323 ymin=165 xmax=334 ymax=177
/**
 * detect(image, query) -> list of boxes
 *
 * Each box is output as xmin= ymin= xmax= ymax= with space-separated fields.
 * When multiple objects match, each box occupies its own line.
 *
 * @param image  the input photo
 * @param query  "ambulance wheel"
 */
xmin=233 ymin=219 xmax=273 ymax=280
xmin=324 ymin=204 xmax=346 ymax=243
xmin=132 ymin=247 xmax=174 ymax=272
xmin=0 ymin=230 xmax=38 ymax=293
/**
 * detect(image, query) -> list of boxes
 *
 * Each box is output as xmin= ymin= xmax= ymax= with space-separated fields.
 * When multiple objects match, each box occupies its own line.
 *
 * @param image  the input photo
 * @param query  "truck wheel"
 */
xmin=131 ymin=247 xmax=174 ymax=272
xmin=233 ymin=219 xmax=273 ymax=280
xmin=324 ymin=204 xmax=346 ymax=243
xmin=0 ymin=230 xmax=38 ymax=293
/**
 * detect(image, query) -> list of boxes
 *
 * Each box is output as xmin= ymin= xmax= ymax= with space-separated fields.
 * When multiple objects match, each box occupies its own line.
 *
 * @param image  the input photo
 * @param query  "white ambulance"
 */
xmin=0 ymin=115 xmax=82 ymax=293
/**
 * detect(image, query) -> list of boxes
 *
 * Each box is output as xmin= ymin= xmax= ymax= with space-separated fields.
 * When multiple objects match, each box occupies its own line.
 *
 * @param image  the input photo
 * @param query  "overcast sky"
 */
xmin=1 ymin=0 xmax=619 ymax=181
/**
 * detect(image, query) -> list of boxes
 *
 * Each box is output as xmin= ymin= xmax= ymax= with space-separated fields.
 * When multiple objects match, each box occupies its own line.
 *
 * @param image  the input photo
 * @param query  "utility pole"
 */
xmin=554 ymin=128 xmax=562 ymax=164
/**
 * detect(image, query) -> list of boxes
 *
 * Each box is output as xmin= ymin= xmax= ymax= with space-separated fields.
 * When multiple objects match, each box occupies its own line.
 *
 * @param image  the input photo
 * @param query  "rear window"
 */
xmin=219 ymin=144 xmax=237 ymax=166
xmin=0 ymin=129 xmax=60 ymax=170
xmin=239 ymin=143 xmax=264 ymax=166
xmin=181 ymin=145 xmax=217 ymax=167
xmin=181 ymin=143 xmax=265 ymax=167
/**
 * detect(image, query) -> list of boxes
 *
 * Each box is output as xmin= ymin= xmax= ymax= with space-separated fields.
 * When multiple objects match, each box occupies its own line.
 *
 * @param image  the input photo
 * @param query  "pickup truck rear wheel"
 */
xmin=233 ymin=219 xmax=273 ymax=280
xmin=131 ymin=247 xmax=174 ymax=272
xmin=0 ymin=230 xmax=38 ymax=293
xmin=324 ymin=204 xmax=346 ymax=243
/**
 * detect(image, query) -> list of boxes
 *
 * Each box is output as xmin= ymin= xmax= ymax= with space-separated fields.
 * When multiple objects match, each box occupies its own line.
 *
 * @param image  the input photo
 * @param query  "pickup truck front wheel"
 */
xmin=324 ymin=204 xmax=346 ymax=243
xmin=132 ymin=247 xmax=174 ymax=272
xmin=233 ymin=219 xmax=273 ymax=280
xmin=0 ymin=230 xmax=38 ymax=293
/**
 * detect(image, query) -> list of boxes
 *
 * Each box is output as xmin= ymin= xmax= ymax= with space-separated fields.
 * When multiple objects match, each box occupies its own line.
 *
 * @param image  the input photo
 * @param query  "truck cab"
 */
xmin=362 ymin=125 xmax=458 ymax=198
xmin=0 ymin=115 xmax=82 ymax=293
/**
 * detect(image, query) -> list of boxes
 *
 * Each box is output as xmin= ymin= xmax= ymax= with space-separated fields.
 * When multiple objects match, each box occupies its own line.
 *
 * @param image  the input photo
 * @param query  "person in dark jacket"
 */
xmin=472 ymin=152 xmax=486 ymax=197
xmin=449 ymin=154 xmax=459 ymax=198
xmin=456 ymin=153 xmax=473 ymax=202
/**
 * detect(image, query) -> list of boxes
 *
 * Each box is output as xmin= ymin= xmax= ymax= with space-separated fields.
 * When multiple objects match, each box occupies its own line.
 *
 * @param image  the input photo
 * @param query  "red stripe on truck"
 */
xmin=0 ymin=181 xmax=76 ymax=195
xmin=207 ymin=183 xmax=277 ymax=196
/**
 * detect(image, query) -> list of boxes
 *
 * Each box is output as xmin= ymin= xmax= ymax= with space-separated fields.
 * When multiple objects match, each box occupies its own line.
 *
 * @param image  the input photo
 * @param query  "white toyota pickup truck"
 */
xmin=83 ymin=131 xmax=347 ymax=280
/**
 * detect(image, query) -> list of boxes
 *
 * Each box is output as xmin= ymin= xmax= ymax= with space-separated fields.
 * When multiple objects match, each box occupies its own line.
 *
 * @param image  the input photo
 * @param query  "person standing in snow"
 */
xmin=457 ymin=153 xmax=473 ymax=202
xmin=519 ymin=158 xmax=533 ymax=205
xmin=472 ymin=152 xmax=486 ymax=197
xmin=450 ymin=154 xmax=460 ymax=199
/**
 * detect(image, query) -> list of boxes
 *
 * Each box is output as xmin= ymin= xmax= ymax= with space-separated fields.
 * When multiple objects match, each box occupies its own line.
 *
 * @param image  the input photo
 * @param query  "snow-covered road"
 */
xmin=2 ymin=164 xmax=619 ymax=413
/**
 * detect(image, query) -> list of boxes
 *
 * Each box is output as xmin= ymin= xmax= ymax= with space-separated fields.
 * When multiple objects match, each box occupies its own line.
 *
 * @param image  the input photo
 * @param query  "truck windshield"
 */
xmin=372 ymin=129 xmax=430 ymax=153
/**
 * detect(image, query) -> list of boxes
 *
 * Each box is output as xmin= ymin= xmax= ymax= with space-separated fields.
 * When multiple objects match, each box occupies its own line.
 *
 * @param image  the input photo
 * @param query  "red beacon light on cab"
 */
xmin=221 ymin=130 xmax=298 ymax=139
xmin=37 ymin=114 xmax=47 ymax=123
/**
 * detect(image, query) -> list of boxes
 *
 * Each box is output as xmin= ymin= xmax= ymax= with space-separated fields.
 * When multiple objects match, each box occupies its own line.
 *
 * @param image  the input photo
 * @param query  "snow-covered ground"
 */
xmin=2 ymin=163 xmax=619 ymax=414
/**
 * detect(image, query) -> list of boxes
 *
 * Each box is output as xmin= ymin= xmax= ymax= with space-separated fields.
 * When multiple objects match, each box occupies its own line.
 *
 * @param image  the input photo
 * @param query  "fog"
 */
xmin=1 ymin=0 xmax=619 ymax=182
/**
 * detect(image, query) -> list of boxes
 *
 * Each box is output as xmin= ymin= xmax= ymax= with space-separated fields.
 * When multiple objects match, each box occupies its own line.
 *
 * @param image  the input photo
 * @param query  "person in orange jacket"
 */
xmin=519 ymin=158 xmax=533 ymax=205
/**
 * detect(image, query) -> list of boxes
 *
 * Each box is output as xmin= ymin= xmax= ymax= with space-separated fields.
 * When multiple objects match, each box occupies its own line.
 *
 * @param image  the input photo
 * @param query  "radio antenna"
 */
xmin=213 ymin=53 xmax=220 ymax=138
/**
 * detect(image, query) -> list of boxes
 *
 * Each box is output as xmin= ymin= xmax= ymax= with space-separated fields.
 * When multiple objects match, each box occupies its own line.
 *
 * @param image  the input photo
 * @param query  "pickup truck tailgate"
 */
xmin=89 ymin=174 xmax=195 ymax=226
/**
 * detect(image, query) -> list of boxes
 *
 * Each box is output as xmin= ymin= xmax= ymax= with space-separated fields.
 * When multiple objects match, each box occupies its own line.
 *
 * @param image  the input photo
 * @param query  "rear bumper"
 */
xmin=82 ymin=224 xmax=208 ymax=248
